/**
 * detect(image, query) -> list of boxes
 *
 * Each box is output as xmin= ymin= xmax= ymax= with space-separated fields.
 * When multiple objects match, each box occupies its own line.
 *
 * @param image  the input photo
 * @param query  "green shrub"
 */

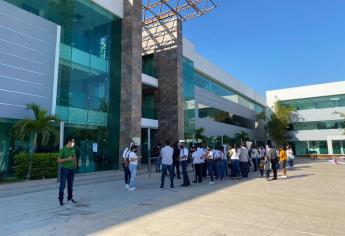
xmin=13 ymin=153 xmax=58 ymax=179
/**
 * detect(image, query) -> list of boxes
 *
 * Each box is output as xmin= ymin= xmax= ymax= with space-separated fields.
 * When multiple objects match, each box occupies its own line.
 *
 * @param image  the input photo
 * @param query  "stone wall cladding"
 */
xmin=154 ymin=19 xmax=184 ymax=143
xmin=119 ymin=0 xmax=143 ymax=162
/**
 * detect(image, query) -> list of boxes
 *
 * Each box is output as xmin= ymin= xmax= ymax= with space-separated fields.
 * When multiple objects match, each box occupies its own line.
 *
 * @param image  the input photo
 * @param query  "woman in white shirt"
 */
xmin=286 ymin=146 xmax=295 ymax=168
xmin=128 ymin=145 xmax=140 ymax=191
xmin=230 ymin=144 xmax=241 ymax=179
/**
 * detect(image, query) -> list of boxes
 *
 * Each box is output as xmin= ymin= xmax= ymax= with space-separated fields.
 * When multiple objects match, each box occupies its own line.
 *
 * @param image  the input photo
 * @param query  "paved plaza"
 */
xmin=0 ymin=158 xmax=345 ymax=236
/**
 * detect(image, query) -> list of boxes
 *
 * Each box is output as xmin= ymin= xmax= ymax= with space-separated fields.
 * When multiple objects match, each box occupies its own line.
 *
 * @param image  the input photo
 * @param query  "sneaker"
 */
xmin=59 ymin=201 xmax=64 ymax=206
xmin=160 ymin=185 xmax=164 ymax=189
xmin=125 ymin=184 xmax=129 ymax=188
xmin=209 ymin=181 xmax=214 ymax=185
xmin=128 ymin=187 xmax=136 ymax=191
xmin=68 ymin=199 xmax=77 ymax=204
xmin=170 ymin=185 xmax=175 ymax=189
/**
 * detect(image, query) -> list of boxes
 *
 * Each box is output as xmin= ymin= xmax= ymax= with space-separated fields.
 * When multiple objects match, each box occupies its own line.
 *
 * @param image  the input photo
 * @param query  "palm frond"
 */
xmin=26 ymin=103 xmax=41 ymax=120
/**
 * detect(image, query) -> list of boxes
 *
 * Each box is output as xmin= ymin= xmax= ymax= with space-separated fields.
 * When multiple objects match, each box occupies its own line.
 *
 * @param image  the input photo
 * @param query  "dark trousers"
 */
xmin=288 ymin=158 xmax=294 ymax=167
xmin=59 ymin=167 xmax=75 ymax=202
xmin=207 ymin=160 xmax=215 ymax=181
xmin=202 ymin=161 xmax=207 ymax=177
xmin=271 ymin=161 xmax=278 ymax=179
xmin=252 ymin=158 xmax=258 ymax=172
xmin=215 ymin=160 xmax=224 ymax=179
xmin=194 ymin=163 xmax=203 ymax=183
xmin=181 ymin=160 xmax=190 ymax=184
xmin=122 ymin=163 xmax=131 ymax=185
xmin=265 ymin=170 xmax=271 ymax=179
xmin=240 ymin=162 xmax=249 ymax=178
xmin=161 ymin=164 xmax=174 ymax=187
xmin=260 ymin=169 xmax=264 ymax=177
xmin=231 ymin=159 xmax=240 ymax=178
xmin=173 ymin=161 xmax=180 ymax=178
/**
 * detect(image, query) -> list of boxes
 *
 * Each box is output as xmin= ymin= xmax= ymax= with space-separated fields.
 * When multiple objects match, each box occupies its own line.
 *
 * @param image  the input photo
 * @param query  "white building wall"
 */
xmin=183 ymin=38 xmax=266 ymax=107
xmin=267 ymin=81 xmax=345 ymax=155
xmin=92 ymin=0 xmax=123 ymax=18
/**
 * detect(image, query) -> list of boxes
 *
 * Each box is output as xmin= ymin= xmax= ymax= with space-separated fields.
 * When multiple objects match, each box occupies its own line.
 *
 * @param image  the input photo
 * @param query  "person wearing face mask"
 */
xmin=179 ymin=142 xmax=190 ymax=187
xmin=122 ymin=141 xmax=134 ymax=188
xmin=57 ymin=137 xmax=77 ymax=206
xmin=128 ymin=145 xmax=141 ymax=191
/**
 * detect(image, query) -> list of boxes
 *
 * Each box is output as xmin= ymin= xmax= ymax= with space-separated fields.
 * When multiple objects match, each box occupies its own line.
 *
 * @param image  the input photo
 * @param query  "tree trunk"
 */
xmin=26 ymin=133 xmax=37 ymax=180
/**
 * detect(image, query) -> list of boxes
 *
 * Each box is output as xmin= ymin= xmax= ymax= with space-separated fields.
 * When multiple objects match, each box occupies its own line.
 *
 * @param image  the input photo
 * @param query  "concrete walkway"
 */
xmin=0 ymin=158 xmax=344 ymax=236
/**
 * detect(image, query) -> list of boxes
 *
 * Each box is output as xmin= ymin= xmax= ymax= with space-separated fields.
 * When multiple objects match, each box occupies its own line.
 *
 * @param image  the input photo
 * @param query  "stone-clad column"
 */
xmin=119 ymin=0 xmax=142 ymax=164
xmin=154 ymin=19 xmax=184 ymax=143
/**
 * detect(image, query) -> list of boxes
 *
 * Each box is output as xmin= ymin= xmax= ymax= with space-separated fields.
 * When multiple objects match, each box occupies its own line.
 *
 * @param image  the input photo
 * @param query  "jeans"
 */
xmin=288 ymin=158 xmax=294 ymax=167
xmin=59 ymin=167 xmax=75 ymax=202
xmin=271 ymin=161 xmax=278 ymax=179
xmin=155 ymin=157 xmax=162 ymax=172
xmin=122 ymin=163 xmax=131 ymax=185
xmin=181 ymin=160 xmax=190 ymax=185
xmin=240 ymin=162 xmax=249 ymax=178
xmin=231 ymin=159 xmax=240 ymax=178
xmin=260 ymin=169 xmax=264 ymax=177
xmin=265 ymin=170 xmax=270 ymax=179
xmin=129 ymin=163 xmax=137 ymax=189
xmin=207 ymin=160 xmax=215 ymax=182
xmin=252 ymin=158 xmax=258 ymax=172
xmin=215 ymin=160 xmax=224 ymax=179
xmin=161 ymin=164 xmax=174 ymax=187
xmin=194 ymin=163 xmax=203 ymax=183
xmin=223 ymin=159 xmax=229 ymax=177
xmin=202 ymin=161 xmax=207 ymax=177
xmin=173 ymin=161 xmax=180 ymax=178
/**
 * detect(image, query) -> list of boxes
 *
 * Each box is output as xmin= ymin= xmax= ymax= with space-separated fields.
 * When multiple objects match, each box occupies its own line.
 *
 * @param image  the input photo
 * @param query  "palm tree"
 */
xmin=12 ymin=103 xmax=59 ymax=180
xmin=235 ymin=131 xmax=249 ymax=145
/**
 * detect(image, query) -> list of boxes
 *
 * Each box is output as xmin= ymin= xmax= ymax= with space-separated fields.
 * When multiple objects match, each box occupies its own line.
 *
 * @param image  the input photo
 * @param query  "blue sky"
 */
xmin=183 ymin=0 xmax=345 ymax=96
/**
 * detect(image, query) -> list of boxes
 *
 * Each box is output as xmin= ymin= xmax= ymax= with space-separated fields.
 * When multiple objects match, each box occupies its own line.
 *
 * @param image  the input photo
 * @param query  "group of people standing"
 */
xmin=121 ymin=140 xmax=296 ymax=191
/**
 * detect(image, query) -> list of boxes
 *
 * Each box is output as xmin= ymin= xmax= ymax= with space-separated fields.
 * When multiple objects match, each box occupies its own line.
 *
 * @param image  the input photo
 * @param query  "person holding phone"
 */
xmin=128 ymin=145 xmax=140 ymax=191
xmin=57 ymin=137 xmax=77 ymax=206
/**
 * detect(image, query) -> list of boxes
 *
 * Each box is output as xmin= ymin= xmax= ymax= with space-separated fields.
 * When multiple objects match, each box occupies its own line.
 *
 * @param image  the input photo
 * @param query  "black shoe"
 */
xmin=68 ymin=199 xmax=77 ymax=204
xmin=192 ymin=180 xmax=197 ymax=183
xmin=59 ymin=201 xmax=64 ymax=206
xmin=160 ymin=185 xmax=164 ymax=189
xmin=170 ymin=185 xmax=174 ymax=189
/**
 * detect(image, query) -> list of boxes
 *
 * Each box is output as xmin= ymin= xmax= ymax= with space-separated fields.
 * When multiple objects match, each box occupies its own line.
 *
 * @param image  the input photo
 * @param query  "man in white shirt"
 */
xmin=160 ymin=140 xmax=174 ymax=189
xmin=179 ymin=142 xmax=190 ymax=187
xmin=192 ymin=145 xmax=204 ymax=183
xmin=239 ymin=144 xmax=249 ymax=179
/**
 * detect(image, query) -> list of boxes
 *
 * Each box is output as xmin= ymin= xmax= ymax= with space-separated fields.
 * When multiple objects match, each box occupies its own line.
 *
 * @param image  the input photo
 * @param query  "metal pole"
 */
xmin=57 ymin=121 xmax=64 ymax=182
xmin=148 ymin=128 xmax=151 ymax=179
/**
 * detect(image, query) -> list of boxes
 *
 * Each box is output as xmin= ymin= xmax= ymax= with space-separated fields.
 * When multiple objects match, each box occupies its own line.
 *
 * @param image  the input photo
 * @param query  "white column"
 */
xmin=327 ymin=138 xmax=333 ymax=155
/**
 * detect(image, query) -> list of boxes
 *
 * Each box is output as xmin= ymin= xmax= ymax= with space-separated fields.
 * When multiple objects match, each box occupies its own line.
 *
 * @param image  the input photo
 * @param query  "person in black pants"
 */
xmin=180 ymin=142 xmax=190 ymax=187
xmin=192 ymin=145 xmax=204 ymax=183
xmin=172 ymin=141 xmax=181 ymax=179
xmin=268 ymin=145 xmax=278 ymax=180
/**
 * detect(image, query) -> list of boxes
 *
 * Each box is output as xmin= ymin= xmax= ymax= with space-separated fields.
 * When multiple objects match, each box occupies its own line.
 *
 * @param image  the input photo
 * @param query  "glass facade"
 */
xmin=281 ymin=94 xmax=345 ymax=111
xmin=332 ymin=140 xmax=345 ymax=155
xmin=182 ymin=56 xmax=264 ymax=138
xmin=142 ymin=54 xmax=157 ymax=78
xmin=5 ymin=0 xmax=122 ymax=172
xmin=183 ymin=57 xmax=196 ymax=138
xmin=198 ymin=104 xmax=255 ymax=129
xmin=292 ymin=120 xmax=345 ymax=131
xmin=142 ymin=85 xmax=158 ymax=120
xmin=294 ymin=141 xmax=328 ymax=155
xmin=194 ymin=70 xmax=264 ymax=113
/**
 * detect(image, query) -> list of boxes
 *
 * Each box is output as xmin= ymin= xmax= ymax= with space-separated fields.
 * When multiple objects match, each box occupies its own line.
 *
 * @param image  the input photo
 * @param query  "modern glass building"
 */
xmin=182 ymin=39 xmax=266 ymax=144
xmin=0 ymin=0 xmax=266 ymax=177
xmin=266 ymin=81 xmax=345 ymax=155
